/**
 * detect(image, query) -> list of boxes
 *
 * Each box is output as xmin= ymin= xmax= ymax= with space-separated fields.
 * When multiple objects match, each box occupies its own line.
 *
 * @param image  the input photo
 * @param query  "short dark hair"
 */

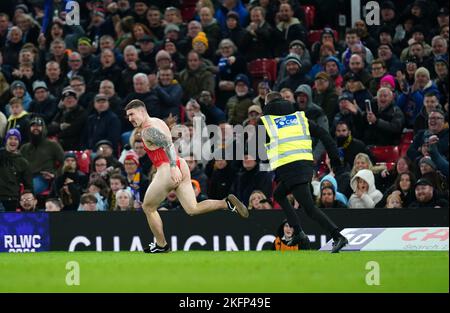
xmin=430 ymin=108 xmax=445 ymax=117
xmin=124 ymin=99 xmax=146 ymax=111
xmin=109 ymin=174 xmax=127 ymax=187
xmin=346 ymin=28 xmax=359 ymax=36
xmin=336 ymin=120 xmax=350 ymax=129
xmin=424 ymin=92 xmax=439 ymax=98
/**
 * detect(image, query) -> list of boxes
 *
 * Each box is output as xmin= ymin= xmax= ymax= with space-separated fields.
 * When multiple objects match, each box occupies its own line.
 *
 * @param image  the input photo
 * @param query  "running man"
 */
xmin=125 ymin=100 xmax=249 ymax=253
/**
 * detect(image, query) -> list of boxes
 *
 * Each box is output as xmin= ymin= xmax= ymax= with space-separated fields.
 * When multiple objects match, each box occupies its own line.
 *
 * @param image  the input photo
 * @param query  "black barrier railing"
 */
xmin=0 ymin=209 xmax=448 ymax=252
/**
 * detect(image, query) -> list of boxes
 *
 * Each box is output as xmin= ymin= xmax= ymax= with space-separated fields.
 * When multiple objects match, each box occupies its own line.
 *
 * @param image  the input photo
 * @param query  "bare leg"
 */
xmin=175 ymin=158 xmax=228 ymax=215
xmin=176 ymin=181 xmax=227 ymax=216
xmin=142 ymin=171 xmax=172 ymax=247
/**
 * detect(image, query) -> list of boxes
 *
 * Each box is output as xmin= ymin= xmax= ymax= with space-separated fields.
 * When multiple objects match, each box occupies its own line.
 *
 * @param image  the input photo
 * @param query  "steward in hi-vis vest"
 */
xmin=260 ymin=92 xmax=348 ymax=253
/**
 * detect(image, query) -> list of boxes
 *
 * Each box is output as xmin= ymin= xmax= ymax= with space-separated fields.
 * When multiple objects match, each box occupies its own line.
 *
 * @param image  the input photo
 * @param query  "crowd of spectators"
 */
xmin=0 ymin=0 xmax=448 ymax=213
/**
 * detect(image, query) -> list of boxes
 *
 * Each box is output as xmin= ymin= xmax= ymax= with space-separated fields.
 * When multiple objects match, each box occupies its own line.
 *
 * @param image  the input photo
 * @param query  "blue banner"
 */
xmin=0 ymin=213 xmax=50 ymax=252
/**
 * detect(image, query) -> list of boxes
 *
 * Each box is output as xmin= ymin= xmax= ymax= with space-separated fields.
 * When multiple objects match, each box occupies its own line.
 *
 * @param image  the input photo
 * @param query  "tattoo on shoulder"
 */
xmin=142 ymin=127 xmax=171 ymax=148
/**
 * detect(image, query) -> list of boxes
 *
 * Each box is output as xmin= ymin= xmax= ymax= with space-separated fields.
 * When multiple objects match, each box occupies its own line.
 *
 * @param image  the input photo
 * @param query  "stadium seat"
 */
xmin=300 ymin=5 xmax=316 ymax=29
xmin=369 ymin=146 xmax=400 ymax=163
xmin=248 ymin=58 xmax=278 ymax=82
xmin=181 ymin=6 xmax=196 ymax=22
xmin=400 ymin=130 xmax=414 ymax=144
xmin=398 ymin=142 xmax=411 ymax=158
xmin=307 ymin=29 xmax=338 ymax=46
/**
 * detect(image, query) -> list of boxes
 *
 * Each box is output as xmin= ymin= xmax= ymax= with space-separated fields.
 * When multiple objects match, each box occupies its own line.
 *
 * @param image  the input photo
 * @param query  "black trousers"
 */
xmin=273 ymin=181 xmax=340 ymax=239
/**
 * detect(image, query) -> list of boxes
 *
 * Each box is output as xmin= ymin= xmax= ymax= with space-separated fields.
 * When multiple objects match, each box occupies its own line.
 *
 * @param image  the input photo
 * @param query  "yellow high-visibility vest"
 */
xmin=261 ymin=111 xmax=313 ymax=170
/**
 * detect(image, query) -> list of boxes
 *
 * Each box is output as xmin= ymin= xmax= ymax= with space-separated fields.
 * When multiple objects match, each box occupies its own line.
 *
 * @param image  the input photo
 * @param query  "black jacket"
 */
xmin=83 ymin=109 xmax=121 ymax=153
xmin=29 ymin=95 xmax=58 ymax=125
xmin=363 ymin=102 xmax=405 ymax=146
xmin=0 ymin=148 xmax=32 ymax=201
xmin=231 ymin=165 xmax=274 ymax=206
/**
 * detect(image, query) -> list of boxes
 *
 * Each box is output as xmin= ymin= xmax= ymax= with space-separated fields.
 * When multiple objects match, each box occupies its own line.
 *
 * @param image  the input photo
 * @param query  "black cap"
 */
xmin=438 ymin=7 xmax=449 ymax=16
xmin=405 ymin=55 xmax=420 ymax=65
xmin=381 ymin=1 xmax=395 ymax=10
xmin=411 ymin=25 xmax=425 ymax=35
xmin=415 ymin=178 xmax=433 ymax=188
xmin=338 ymin=91 xmax=354 ymax=102
xmin=30 ymin=116 xmax=45 ymax=126
xmin=344 ymin=72 xmax=362 ymax=82
xmin=95 ymin=139 xmax=113 ymax=150
xmin=94 ymin=94 xmax=108 ymax=101
xmin=137 ymin=34 xmax=155 ymax=43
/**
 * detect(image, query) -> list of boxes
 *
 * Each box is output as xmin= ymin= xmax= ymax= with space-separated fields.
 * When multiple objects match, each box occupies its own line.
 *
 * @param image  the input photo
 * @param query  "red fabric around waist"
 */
xmin=142 ymin=143 xmax=180 ymax=168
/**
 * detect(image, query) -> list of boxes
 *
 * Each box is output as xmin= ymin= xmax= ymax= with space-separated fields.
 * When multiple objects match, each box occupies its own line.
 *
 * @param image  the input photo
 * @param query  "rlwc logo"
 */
xmin=3 ymin=235 xmax=42 ymax=252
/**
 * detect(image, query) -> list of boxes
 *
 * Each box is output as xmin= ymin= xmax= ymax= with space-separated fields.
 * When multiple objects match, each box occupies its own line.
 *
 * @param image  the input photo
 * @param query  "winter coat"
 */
xmin=348 ymin=169 xmax=383 ymax=208
xmin=0 ymin=148 xmax=33 ymax=201
xmin=227 ymin=94 xmax=254 ymax=125
xmin=320 ymin=174 xmax=348 ymax=205
xmin=83 ymin=109 xmax=121 ymax=153
xmin=179 ymin=65 xmax=215 ymax=102
xmin=363 ymin=102 xmax=405 ymax=146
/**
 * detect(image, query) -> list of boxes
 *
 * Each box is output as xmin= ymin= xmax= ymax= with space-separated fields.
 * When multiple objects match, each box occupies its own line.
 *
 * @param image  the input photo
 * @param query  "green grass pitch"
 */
xmin=1 ymin=251 xmax=448 ymax=293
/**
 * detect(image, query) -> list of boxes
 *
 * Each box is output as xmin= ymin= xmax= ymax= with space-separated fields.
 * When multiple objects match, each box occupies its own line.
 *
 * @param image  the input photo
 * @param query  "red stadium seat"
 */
xmin=307 ymin=29 xmax=339 ymax=46
xmin=300 ymin=5 xmax=316 ymax=29
xmin=398 ymin=142 xmax=411 ymax=158
xmin=181 ymin=6 xmax=196 ymax=22
xmin=400 ymin=130 xmax=414 ymax=144
xmin=248 ymin=58 xmax=278 ymax=82
xmin=369 ymin=146 xmax=400 ymax=163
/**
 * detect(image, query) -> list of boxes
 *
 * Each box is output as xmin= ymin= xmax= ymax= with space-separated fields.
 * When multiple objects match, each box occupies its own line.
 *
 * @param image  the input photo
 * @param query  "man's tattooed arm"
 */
xmin=142 ymin=127 xmax=177 ymax=167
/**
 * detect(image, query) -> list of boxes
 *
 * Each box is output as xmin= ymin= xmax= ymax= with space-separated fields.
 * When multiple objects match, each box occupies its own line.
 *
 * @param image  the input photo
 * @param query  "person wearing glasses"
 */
xmin=18 ymin=190 xmax=38 ymax=212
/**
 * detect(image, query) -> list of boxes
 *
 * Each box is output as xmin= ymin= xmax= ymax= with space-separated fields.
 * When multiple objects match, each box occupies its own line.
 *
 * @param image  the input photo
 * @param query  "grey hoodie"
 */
xmin=295 ymin=84 xmax=329 ymax=161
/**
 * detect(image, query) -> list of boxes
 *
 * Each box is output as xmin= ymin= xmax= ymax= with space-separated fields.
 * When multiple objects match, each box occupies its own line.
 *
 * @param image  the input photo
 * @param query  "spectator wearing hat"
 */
xmin=433 ymin=55 xmax=449 ymax=106
xmin=5 ymin=97 xmax=30 ymax=143
xmin=122 ymin=150 xmax=149 ymax=206
xmin=95 ymin=139 xmax=123 ymax=171
xmin=241 ymin=6 xmax=274 ymax=61
xmin=417 ymin=155 xmax=448 ymax=193
xmin=77 ymin=37 xmax=96 ymax=71
xmin=132 ymin=0 xmax=150 ymax=25
xmin=215 ymin=0 xmax=249 ymax=31
xmin=20 ymin=116 xmax=65 ymax=195
xmin=155 ymin=49 xmax=174 ymax=72
xmin=313 ymin=71 xmax=338 ymax=129
xmin=83 ymin=93 xmax=121 ymax=153
xmin=227 ymin=74 xmax=254 ymax=125
xmin=28 ymin=80 xmax=58 ymax=124
xmin=408 ymin=109 xmax=448 ymax=162
xmin=410 ymin=178 xmax=449 ymax=208
xmin=222 ymin=10 xmax=248 ymax=50
xmin=317 ymin=185 xmax=348 ymax=209
xmin=179 ymin=50 xmax=215 ymax=103
xmin=333 ymin=92 xmax=365 ymax=140
xmin=397 ymin=67 xmax=441 ymax=128
xmin=163 ymin=38 xmax=186 ymax=72
xmin=50 ymin=151 xmax=88 ymax=211
xmin=164 ymin=23 xmax=182 ymax=43
xmin=199 ymin=7 xmax=221 ymax=55
xmin=273 ymin=2 xmax=307 ymax=57
xmin=431 ymin=7 xmax=449 ymax=38
xmin=137 ymin=35 xmax=158 ymax=71
xmin=344 ymin=72 xmax=374 ymax=113
xmin=294 ymin=84 xmax=330 ymax=162
xmin=192 ymin=31 xmax=214 ymax=64
xmin=379 ymin=1 xmax=398 ymax=30
xmin=4 ymin=80 xmax=32 ymax=116
xmin=69 ymin=76 xmax=96 ymax=114
xmin=47 ymin=87 xmax=88 ymax=151
xmin=274 ymin=53 xmax=312 ymax=92
xmin=377 ymin=43 xmax=403 ymax=75
xmin=310 ymin=27 xmax=342 ymax=66
xmin=348 ymin=169 xmax=383 ymax=209
xmin=0 ymin=128 xmax=32 ymax=211
xmin=276 ymin=39 xmax=312 ymax=85
xmin=364 ymin=87 xmax=405 ymax=146
xmin=146 ymin=5 xmax=165 ymax=40
xmin=323 ymin=56 xmax=344 ymax=89
xmin=243 ymin=104 xmax=262 ymax=127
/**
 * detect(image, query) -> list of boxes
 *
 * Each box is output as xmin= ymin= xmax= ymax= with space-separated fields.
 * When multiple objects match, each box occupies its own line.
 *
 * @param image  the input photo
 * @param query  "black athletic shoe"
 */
xmin=226 ymin=194 xmax=249 ymax=218
xmin=287 ymin=231 xmax=311 ymax=249
xmin=331 ymin=236 xmax=348 ymax=253
xmin=144 ymin=242 xmax=170 ymax=253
